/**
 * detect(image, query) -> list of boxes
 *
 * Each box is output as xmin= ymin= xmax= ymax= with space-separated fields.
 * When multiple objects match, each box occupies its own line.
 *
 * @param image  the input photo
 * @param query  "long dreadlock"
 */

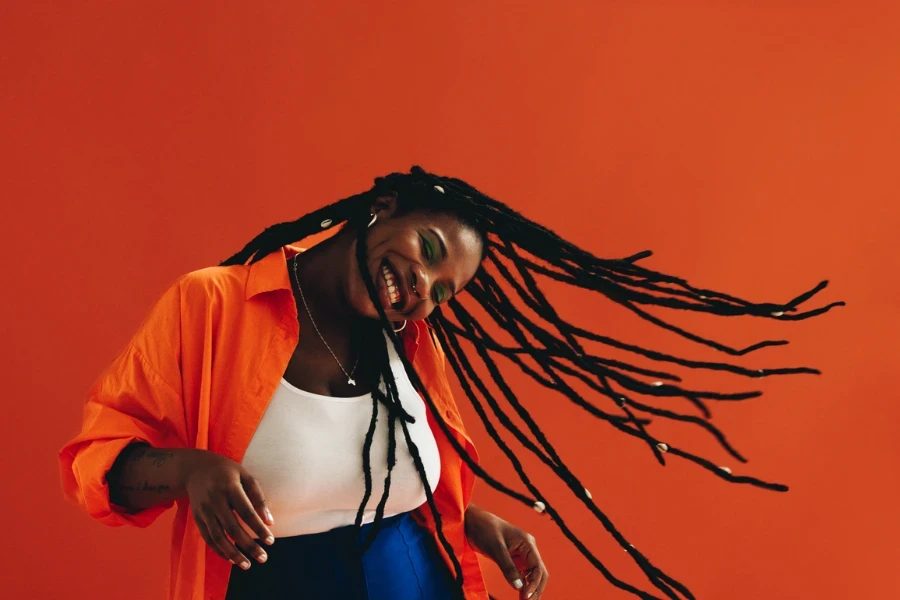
xmin=219 ymin=166 xmax=843 ymax=599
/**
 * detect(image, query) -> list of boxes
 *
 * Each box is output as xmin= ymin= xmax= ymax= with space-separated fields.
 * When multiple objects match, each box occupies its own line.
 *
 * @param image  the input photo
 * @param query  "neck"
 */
xmin=292 ymin=229 xmax=359 ymax=324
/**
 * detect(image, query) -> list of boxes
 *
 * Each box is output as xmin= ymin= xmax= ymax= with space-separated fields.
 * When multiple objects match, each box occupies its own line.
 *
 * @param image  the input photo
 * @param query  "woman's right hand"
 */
xmin=180 ymin=449 xmax=275 ymax=570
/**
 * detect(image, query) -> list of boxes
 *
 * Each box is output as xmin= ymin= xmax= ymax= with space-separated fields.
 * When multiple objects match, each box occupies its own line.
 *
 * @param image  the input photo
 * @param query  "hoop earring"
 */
xmin=392 ymin=320 xmax=407 ymax=333
xmin=367 ymin=213 xmax=377 ymax=228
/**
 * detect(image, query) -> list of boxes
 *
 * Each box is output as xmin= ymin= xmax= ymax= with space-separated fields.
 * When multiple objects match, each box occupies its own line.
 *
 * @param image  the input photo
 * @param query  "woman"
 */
xmin=59 ymin=167 xmax=841 ymax=600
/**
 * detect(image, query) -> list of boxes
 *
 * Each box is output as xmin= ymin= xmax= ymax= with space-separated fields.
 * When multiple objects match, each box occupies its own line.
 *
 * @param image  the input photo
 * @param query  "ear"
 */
xmin=370 ymin=192 xmax=398 ymax=218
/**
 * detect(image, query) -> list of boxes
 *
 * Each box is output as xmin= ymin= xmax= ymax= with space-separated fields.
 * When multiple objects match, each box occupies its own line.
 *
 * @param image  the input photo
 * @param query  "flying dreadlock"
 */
xmin=218 ymin=166 xmax=843 ymax=600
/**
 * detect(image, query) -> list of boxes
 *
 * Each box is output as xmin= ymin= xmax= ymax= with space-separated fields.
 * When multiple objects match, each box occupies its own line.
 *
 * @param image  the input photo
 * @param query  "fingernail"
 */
xmin=258 ymin=553 xmax=267 ymax=563
xmin=265 ymin=535 xmax=275 ymax=545
xmin=265 ymin=508 xmax=275 ymax=524
xmin=241 ymin=561 xmax=251 ymax=570
xmin=513 ymin=578 xmax=524 ymax=589
xmin=527 ymin=592 xmax=534 ymax=599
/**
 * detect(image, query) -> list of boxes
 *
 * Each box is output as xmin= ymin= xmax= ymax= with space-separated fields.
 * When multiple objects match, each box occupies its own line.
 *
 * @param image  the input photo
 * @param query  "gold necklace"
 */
xmin=292 ymin=254 xmax=360 ymax=386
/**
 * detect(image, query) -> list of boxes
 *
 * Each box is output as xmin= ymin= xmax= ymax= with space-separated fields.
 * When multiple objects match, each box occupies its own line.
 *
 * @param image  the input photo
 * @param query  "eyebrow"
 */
xmin=428 ymin=227 xmax=460 ymax=296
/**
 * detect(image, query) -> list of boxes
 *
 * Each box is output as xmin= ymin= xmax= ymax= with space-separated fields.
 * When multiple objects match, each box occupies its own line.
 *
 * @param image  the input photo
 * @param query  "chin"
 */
xmin=347 ymin=273 xmax=389 ymax=321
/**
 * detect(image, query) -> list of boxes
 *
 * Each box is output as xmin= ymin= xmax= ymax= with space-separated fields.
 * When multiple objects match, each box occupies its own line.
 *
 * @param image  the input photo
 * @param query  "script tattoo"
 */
xmin=124 ymin=446 xmax=172 ymax=467
xmin=126 ymin=446 xmax=148 ymax=462
xmin=146 ymin=450 xmax=174 ymax=467
xmin=118 ymin=481 xmax=172 ymax=493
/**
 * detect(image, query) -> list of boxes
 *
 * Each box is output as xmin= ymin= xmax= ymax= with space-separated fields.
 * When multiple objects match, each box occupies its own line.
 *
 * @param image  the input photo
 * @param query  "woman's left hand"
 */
xmin=465 ymin=504 xmax=549 ymax=599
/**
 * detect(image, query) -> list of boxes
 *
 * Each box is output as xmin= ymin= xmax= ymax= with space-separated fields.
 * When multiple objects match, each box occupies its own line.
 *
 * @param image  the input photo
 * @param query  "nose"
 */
xmin=410 ymin=264 xmax=430 ymax=301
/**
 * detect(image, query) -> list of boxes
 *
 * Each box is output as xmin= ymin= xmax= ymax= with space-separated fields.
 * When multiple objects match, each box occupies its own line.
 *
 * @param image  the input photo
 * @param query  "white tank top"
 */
xmin=239 ymin=333 xmax=441 ymax=538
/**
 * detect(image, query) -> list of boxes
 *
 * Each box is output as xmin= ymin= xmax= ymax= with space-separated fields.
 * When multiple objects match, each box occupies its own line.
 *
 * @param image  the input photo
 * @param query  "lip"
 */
xmin=379 ymin=258 xmax=410 ymax=314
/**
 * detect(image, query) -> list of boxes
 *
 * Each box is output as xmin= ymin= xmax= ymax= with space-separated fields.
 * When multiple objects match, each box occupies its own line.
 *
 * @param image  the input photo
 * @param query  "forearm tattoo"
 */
xmin=117 ymin=482 xmax=172 ymax=493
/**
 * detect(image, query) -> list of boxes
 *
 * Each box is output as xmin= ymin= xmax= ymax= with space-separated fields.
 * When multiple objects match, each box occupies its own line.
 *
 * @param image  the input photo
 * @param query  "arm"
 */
xmin=59 ymin=274 xmax=190 ymax=527
xmin=107 ymin=441 xmax=276 ymax=569
xmin=59 ymin=272 xmax=274 ymax=570
xmin=107 ymin=442 xmax=191 ymax=512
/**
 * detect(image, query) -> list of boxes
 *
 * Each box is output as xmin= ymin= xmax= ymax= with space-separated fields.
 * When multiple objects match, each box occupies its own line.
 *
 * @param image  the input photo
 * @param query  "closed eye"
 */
xmin=419 ymin=230 xmax=453 ymax=304
xmin=419 ymin=234 xmax=435 ymax=263
xmin=433 ymin=285 xmax=447 ymax=304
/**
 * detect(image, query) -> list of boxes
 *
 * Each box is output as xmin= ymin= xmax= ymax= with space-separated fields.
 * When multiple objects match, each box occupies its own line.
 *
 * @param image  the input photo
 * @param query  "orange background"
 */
xmin=3 ymin=2 xmax=898 ymax=599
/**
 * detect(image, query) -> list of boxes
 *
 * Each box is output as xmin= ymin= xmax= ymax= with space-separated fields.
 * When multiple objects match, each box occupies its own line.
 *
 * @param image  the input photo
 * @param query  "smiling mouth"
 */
xmin=380 ymin=260 xmax=406 ymax=310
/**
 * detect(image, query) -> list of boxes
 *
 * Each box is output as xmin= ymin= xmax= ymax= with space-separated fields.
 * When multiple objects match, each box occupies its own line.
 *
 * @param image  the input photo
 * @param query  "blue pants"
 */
xmin=224 ymin=512 xmax=459 ymax=599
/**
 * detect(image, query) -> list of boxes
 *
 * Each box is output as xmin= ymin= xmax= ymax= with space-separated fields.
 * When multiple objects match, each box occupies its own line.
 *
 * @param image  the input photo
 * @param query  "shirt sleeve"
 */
xmin=58 ymin=274 xmax=191 ymax=528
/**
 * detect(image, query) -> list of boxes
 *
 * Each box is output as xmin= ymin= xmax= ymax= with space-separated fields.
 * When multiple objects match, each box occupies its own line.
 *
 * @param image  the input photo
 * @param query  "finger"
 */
xmin=493 ymin=541 xmax=527 ymax=593
xmin=217 ymin=502 xmax=268 ymax=565
xmin=521 ymin=542 xmax=549 ymax=600
xmin=194 ymin=514 xmax=232 ymax=564
xmin=533 ymin=565 xmax=550 ymax=600
xmin=233 ymin=476 xmax=275 ymax=546
xmin=202 ymin=508 xmax=251 ymax=569
xmin=523 ymin=564 xmax=549 ymax=600
xmin=242 ymin=473 xmax=275 ymax=528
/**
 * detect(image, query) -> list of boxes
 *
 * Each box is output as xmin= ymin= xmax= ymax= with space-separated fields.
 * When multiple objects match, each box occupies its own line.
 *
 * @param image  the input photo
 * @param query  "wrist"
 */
xmin=172 ymin=448 xmax=203 ymax=493
xmin=465 ymin=505 xmax=496 ymax=536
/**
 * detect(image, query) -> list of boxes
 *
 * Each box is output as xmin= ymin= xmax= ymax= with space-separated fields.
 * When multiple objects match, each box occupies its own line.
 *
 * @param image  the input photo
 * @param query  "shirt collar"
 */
xmin=245 ymin=244 xmax=302 ymax=300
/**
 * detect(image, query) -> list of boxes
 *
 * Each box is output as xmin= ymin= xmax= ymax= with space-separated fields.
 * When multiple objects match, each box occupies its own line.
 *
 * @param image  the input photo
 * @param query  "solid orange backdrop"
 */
xmin=2 ymin=2 xmax=898 ymax=599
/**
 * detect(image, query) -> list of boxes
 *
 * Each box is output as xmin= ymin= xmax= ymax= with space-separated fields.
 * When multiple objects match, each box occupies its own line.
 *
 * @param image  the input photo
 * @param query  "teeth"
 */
xmin=381 ymin=264 xmax=401 ymax=305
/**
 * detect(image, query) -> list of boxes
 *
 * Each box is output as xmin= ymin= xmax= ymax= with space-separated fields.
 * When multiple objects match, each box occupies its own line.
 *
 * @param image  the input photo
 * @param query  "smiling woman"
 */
xmin=340 ymin=193 xmax=485 ymax=323
xmin=59 ymin=166 xmax=842 ymax=600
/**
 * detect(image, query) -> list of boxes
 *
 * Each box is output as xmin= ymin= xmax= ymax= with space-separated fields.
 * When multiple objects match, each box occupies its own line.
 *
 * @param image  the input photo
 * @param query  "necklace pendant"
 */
xmin=348 ymin=377 xmax=356 ymax=386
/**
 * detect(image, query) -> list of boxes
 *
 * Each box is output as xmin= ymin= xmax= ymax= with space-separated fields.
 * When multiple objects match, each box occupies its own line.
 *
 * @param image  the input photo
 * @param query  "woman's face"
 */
xmin=344 ymin=195 xmax=484 ymax=323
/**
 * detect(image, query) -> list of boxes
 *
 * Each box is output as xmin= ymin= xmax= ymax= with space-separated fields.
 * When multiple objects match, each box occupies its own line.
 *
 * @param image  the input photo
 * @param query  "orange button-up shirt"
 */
xmin=58 ymin=244 xmax=488 ymax=600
